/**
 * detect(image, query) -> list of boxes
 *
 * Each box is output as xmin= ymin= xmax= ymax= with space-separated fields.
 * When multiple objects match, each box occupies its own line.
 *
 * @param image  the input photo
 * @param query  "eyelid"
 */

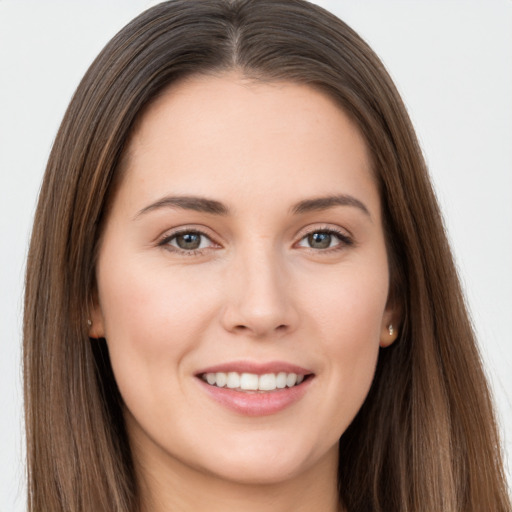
xmin=155 ymin=223 xmax=354 ymax=254
xmin=157 ymin=225 xmax=222 ymax=252
xmin=294 ymin=224 xmax=354 ymax=251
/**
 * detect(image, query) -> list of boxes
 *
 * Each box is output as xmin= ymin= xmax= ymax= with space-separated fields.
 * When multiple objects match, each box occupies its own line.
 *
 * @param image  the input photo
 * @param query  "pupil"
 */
xmin=308 ymin=232 xmax=331 ymax=249
xmin=177 ymin=233 xmax=201 ymax=250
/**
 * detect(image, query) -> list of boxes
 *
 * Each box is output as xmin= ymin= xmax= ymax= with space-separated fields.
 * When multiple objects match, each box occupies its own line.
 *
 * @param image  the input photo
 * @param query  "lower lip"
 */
xmin=197 ymin=377 xmax=313 ymax=416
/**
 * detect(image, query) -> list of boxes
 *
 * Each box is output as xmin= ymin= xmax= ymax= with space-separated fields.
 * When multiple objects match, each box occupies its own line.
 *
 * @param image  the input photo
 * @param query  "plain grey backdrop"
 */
xmin=1 ymin=1 xmax=511 ymax=510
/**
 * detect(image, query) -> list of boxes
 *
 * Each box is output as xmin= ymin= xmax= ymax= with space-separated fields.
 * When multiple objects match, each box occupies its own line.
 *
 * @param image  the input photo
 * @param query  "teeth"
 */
xmin=202 ymin=371 xmax=307 ymax=391
xmin=226 ymin=372 xmax=240 ymax=389
xmin=286 ymin=373 xmax=297 ymax=387
xmin=216 ymin=372 xmax=227 ymax=388
xmin=239 ymin=373 xmax=259 ymax=390
xmin=276 ymin=372 xmax=287 ymax=389
xmin=259 ymin=373 xmax=276 ymax=391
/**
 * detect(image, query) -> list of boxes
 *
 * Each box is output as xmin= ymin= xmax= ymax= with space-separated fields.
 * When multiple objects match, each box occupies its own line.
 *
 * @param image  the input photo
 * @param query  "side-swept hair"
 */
xmin=24 ymin=1 xmax=511 ymax=510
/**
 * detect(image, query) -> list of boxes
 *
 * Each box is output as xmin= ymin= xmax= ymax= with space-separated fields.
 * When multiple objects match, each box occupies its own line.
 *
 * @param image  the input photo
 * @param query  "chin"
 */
xmin=202 ymin=455 xmax=316 ymax=486
xmin=192 ymin=435 xmax=337 ymax=487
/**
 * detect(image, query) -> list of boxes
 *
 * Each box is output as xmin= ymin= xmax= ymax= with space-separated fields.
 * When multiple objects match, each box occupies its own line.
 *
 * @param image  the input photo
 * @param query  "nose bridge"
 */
xmin=222 ymin=239 xmax=297 ymax=337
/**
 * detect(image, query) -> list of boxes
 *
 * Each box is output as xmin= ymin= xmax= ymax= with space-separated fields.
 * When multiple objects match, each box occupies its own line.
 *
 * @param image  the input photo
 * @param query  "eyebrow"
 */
xmin=134 ymin=193 xmax=371 ymax=220
xmin=291 ymin=194 xmax=371 ymax=219
xmin=135 ymin=195 xmax=229 ymax=218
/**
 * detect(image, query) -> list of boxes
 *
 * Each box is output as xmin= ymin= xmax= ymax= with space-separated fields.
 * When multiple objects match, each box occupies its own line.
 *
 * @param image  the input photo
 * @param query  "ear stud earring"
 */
xmin=388 ymin=324 xmax=394 ymax=336
xmin=87 ymin=319 xmax=92 ymax=327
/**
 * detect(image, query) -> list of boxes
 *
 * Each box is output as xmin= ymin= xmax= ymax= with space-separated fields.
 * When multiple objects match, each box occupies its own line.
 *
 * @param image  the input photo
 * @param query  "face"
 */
xmin=92 ymin=73 xmax=398 ymax=488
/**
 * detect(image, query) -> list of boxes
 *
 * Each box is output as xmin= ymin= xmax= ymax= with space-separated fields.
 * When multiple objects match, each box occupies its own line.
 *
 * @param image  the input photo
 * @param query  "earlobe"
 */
xmin=379 ymin=318 xmax=399 ymax=348
xmin=379 ymin=305 xmax=400 ymax=347
xmin=88 ymin=305 xmax=105 ymax=339
xmin=380 ymin=322 xmax=398 ymax=347
xmin=380 ymin=288 xmax=402 ymax=347
xmin=87 ymin=282 xmax=106 ymax=339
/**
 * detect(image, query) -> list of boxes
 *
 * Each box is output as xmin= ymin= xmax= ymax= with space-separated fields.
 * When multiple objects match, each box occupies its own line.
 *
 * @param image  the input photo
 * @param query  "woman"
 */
xmin=23 ymin=1 xmax=511 ymax=511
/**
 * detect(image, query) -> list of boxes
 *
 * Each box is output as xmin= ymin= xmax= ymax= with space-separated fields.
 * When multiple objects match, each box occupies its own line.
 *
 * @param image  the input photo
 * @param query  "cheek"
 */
xmin=307 ymin=259 xmax=388 ymax=344
xmin=95 ymin=250 xmax=218 ymax=397
xmin=304 ymin=263 xmax=388 ymax=428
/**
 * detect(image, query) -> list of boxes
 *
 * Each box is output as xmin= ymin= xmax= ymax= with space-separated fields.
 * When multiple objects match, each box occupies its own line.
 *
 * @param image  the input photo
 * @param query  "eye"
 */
xmin=297 ymin=229 xmax=352 ymax=250
xmin=161 ymin=230 xmax=216 ymax=252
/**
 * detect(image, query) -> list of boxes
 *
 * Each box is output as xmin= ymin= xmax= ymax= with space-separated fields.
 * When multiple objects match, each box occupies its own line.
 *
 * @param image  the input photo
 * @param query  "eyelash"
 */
xmin=158 ymin=226 xmax=354 ymax=255
xmin=158 ymin=228 xmax=218 ymax=256
xmin=296 ymin=227 xmax=354 ymax=253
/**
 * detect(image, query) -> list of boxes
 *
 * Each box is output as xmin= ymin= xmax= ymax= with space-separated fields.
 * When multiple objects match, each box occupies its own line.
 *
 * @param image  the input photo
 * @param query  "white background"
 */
xmin=1 ymin=1 xmax=511 ymax=510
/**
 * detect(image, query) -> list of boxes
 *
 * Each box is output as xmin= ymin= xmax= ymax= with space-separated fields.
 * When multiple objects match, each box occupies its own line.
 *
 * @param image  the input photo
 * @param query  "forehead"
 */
xmin=129 ymin=72 xmax=368 ymax=156
xmin=116 ymin=72 xmax=378 ymax=218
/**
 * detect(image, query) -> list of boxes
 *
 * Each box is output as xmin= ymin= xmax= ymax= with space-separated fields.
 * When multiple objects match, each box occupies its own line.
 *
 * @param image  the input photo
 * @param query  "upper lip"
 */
xmin=196 ymin=360 xmax=313 ymax=376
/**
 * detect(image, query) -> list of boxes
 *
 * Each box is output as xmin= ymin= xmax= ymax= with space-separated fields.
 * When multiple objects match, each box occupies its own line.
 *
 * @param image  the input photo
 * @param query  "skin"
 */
xmin=91 ymin=73 xmax=398 ymax=512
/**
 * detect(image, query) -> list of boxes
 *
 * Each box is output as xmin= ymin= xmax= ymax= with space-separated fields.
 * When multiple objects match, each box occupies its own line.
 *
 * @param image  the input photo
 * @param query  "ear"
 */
xmin=88 ymin=290 xmax=106 ymax=339
xmin=379 ymin=302 xmax=400 ymax=348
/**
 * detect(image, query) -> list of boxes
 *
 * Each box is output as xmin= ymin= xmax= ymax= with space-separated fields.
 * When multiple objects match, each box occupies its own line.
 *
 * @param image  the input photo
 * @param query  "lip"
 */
xmin=195 ymin=360 xmax=314 ymax=417
xmin=196 ymin=360 xmax=313 ymax=376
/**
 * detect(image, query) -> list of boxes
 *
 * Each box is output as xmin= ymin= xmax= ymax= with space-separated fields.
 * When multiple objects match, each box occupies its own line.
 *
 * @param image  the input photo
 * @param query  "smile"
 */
xmin=196 ymin=363 xmax=314 ymax=416
xmin=201 ymin=371 xmax=306 ymax=392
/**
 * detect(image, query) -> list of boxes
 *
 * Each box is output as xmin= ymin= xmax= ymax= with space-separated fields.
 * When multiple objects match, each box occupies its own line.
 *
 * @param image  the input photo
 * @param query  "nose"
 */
xmin=220 ymin=245 xmax=299 ymax=338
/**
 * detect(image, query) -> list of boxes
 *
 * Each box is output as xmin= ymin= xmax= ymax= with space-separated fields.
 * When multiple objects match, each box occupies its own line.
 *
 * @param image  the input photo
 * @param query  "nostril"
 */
xmin=232 ymin=323 xmax=289 ymax=335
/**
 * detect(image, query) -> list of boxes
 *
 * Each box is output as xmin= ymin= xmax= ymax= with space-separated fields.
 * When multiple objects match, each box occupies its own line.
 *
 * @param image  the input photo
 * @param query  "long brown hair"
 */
xmin=24 ymin=1 xmax=511 ymax=510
